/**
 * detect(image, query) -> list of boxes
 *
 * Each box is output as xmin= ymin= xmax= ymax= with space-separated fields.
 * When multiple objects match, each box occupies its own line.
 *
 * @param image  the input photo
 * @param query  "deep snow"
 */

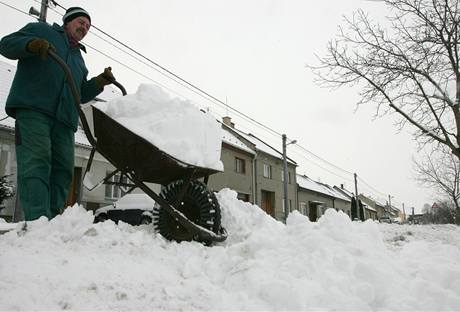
xmin=1 ymin=189 xmax=459 ymax=311
xmin=93 ymin=84 xmax=224 ymax=171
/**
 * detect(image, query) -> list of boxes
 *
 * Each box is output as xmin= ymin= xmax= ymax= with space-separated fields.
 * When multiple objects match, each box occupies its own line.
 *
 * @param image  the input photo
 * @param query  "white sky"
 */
xmin=1 ymin=191 xmax=460 ymax=310
xmin=0 ymin=0 xmax=435 ymax=212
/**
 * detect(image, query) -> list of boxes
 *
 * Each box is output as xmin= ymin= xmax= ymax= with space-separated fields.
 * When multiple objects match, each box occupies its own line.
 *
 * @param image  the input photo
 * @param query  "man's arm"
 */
xmin=0 ymin=23 xmax=43 ymax=60
xmin=81 ymin=77 xmax=102 ymax=104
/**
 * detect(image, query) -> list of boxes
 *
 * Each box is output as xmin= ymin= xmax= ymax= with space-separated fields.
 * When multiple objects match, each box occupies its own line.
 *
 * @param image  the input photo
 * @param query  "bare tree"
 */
xmin=311 ymin=0 xmax=460 ymax=160
xmin=413 ymin=145 xmax=460 ymax=223
xmin=422 ymin=200 xmax=456 ymax=223
xmin=414 ymin=146 xmax=460 ymax=208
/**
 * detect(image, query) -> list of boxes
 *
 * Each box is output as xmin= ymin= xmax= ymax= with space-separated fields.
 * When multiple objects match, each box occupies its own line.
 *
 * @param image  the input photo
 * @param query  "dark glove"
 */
xmin=95 ymin=67 xmax=115 ymax=89
xmin=26 ymin=38 xmax=55 ymax=60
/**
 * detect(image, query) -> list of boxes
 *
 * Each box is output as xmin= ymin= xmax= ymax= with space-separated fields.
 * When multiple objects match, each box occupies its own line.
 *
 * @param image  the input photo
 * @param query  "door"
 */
xmin=261 ymin=190 xmax=275 ymax=217
xmin=308 ymin=203 xmax=318 ymax=222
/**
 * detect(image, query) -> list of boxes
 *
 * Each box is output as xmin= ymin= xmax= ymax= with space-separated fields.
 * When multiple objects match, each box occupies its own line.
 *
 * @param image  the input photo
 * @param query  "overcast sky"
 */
xmin=0 ymin=0 xmax=434 ymax=212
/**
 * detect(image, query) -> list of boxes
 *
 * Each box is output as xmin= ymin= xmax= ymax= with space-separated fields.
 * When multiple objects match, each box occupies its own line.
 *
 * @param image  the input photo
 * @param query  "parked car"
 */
xmin=379 ymin=215 xmax=392 ymax=224
xmin=94 ymin=193 xmax=155 ymax=225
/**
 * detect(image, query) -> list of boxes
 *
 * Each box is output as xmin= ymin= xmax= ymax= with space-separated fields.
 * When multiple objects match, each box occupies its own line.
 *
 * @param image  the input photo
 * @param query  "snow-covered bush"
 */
xmin=0 ymin=175 xmax=15 ymax=205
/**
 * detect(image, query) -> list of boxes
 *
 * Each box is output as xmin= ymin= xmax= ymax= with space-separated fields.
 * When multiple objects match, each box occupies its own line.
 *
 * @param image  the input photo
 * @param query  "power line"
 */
xmin=290 ymin=148 xmax=355 ymax=184
xmin=357 ymin=175 xmax=389 ymax=198
xmin=0 ymin=0 xmax=30 ymax=15
xmin=293 ymin=143 xmax=354 ymax=175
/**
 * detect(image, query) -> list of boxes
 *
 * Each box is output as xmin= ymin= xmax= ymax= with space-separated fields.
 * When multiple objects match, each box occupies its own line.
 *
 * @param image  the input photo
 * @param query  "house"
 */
xmin=358 ymin=195 xmax=378 ymax=220
xmin=207 ymin=122 xmax=256 ymax=202
xmin=333 ymin=185 xmax=379 ymax=221
xmin=297 ymin=175 xmax=351 ymax=221
xmin=209 ymin=117 xmax=298 ymax=221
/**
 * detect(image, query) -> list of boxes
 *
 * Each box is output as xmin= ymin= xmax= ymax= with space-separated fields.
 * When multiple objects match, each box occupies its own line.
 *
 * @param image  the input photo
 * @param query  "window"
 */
xmin=281 ymin=170 xmax=292 ymax=183
xmin=235 ymin=157 xmax=246 ymax=174
xmin=105 ymin=172 xmax=128 ymax=199
xmin=300 ymin=202 xmax=307 ymax=215
xmin=282 ymin=199 xmax=293 ymax=213
xmin=263 ymin=164 xmax=272 ymax=179
xmin=237 ymin=192 xmax=250 ymax=202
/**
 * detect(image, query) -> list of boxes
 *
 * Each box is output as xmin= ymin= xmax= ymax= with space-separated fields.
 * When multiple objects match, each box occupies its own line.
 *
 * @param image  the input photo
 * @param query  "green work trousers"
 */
xmin=15 ymin=109 xmax=75 ymax=221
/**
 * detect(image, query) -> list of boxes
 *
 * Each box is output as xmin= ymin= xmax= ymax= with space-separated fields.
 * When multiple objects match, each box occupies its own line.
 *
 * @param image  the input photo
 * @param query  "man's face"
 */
xmin=65 ymin=16 xmax=90 ymax=42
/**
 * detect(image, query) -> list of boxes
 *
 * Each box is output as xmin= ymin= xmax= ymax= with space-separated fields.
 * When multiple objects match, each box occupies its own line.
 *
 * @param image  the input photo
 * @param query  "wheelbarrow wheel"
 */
xmin=153 ymin=180 xmax=221 ymax=243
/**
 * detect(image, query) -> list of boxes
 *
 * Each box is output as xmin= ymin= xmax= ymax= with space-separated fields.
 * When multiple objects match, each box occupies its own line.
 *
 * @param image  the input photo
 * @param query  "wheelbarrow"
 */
xmin=49 ymin=50 xmax=227 ymax=244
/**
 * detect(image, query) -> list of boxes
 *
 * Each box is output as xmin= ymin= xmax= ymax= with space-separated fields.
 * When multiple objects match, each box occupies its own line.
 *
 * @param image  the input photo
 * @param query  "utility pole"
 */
xmin=39 ymin=0 xmax=49 ymax=22
xmin=388 ymin=194 xmax=392 ymax=215
xmin=282 ymin=134 xmax=296 ymax=223
xmin=354 ymin=173 xmax=361 ymax=220
xmin=402 ymin=203 xmax=406 ymax=221
xmin=29 ymin=0 xmax=49 ymax=22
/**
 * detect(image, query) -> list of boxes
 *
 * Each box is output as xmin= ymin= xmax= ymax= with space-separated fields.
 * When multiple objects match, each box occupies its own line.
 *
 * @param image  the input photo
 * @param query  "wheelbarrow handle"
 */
xmin=103 ymin=74 xmax=127 ymax=96
xmin=48 ymin=49 xmax=127 ymax=147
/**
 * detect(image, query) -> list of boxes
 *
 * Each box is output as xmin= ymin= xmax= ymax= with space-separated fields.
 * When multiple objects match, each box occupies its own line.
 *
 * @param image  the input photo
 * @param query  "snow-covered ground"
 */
xmin=1 ymin=189 xmax=459 ymax=311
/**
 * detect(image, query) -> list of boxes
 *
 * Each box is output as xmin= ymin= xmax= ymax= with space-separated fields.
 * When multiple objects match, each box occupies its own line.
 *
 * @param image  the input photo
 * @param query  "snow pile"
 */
xmin=1 ymin=189 xmax=460 ymax=310
xmin=93 ymin=84 xmax=223 ymax=171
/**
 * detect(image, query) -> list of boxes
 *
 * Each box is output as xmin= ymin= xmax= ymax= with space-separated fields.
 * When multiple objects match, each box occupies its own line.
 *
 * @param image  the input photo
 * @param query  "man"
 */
xmin=0 ymin=7 xmax=114 ymax=221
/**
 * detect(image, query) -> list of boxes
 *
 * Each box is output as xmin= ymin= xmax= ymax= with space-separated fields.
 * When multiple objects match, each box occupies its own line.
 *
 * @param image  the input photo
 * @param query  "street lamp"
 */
xmin=283 ymin=134 xmax=296 ymax=223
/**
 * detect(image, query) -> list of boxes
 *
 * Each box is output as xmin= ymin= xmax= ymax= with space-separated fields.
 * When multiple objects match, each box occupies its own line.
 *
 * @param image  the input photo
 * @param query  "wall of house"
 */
xmin=298 ymin=188 xmax=335 ymax=220
xmin=253 ymin=153 xmax=297 ymax=221
xmin=0 ymin=129 xmax=17 ymax=221
xmin=208 ymin=143 xmax=254 ymax=202
xmin=333 ymin=198 xmax=351 ymax=217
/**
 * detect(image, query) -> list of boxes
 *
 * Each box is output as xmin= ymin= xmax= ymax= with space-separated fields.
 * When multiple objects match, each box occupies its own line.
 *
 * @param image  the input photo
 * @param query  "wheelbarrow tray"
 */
xmin=92 ymin=106 xmax=220 ymax=185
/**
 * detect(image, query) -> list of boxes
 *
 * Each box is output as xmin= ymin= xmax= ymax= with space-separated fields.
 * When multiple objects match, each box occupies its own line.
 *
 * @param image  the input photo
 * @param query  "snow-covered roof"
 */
xmin=221 ymin=126 xmax=255 ymax=155
xmin=232 ymin=127 xmax=296 ymax=165
xmin=321 ymin=184 xmax=351 ymax=202
xmin=360 ymin=198 xmax=377 ymax=212
xmin=370 ymin=196 xmax=387 ymax=207
xmin=333 ymin=185 xmax=354 ymax=199
xmin=297 ymin=175 xmax=350 ymax=202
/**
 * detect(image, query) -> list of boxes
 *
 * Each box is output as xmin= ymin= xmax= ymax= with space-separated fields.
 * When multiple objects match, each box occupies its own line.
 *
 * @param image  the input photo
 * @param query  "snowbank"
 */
xmin=93 ymin=84 xmax=223 ymax=171
xmin=1 ymin=189 xmax=460 ymax=310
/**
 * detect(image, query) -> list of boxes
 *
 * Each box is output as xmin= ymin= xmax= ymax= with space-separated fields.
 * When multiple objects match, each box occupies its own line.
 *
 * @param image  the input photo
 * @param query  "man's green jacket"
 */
xmin=0 ymin=22 xmax=102 ymax=132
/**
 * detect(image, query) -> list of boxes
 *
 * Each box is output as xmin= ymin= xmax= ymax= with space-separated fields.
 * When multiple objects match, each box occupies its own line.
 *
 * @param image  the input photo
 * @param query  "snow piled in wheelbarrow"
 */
xmin=93 ymin=84 xmax=224 ymax=171
xmin=3 ymin=189 xmax=460 ymax=310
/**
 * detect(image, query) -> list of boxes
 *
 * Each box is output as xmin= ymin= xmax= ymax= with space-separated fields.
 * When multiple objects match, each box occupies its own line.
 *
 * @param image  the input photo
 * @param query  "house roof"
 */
xmin=229 ymin=126 xmax=297 ymax=165
xmin=359 ymin=198 xmax=377 ymax=212
xmin=297 ymin=174 xmax=350 ymax=202
xmin=333 ymin=185 xmax=354 ymax=199
xmin=221 ymin=125 xmax=255 ymax=155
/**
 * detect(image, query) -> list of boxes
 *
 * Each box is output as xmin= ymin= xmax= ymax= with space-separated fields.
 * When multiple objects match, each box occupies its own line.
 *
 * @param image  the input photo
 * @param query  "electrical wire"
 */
xmin=357 ymin=176 xmax=389 ymax=198
xmin=292 ymin=143 xmax=354 ymax=175
xmin=0 ymin=0 xmax=30 ymax=15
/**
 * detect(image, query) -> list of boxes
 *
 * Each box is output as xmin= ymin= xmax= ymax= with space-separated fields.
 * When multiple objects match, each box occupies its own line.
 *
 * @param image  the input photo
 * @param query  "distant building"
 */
xmin=297 ymin=175 xmax=351 ymax=221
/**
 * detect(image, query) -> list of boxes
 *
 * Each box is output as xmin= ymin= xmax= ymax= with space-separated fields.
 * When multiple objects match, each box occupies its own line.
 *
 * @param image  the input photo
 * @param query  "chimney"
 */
xmin=341 ymin=184 xmax=344 ymax=189
xmin=222 ymin=116 xmax=234 ymax=128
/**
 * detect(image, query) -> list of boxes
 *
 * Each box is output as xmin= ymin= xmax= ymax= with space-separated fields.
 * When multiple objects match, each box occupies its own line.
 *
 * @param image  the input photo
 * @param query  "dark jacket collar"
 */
xmin=52 ymin=23 xmax=87 ymax=53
